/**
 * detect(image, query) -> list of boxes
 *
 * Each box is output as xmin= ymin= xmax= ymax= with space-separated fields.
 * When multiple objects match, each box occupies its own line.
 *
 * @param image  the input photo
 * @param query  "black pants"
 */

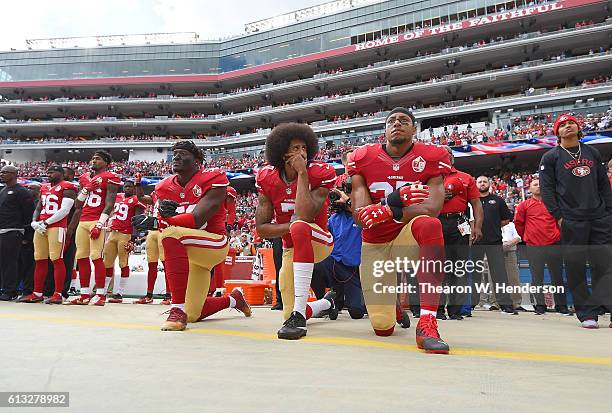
xmin=0 ymin=231 xmax=24 ymax=295
xmin=523 ymin=244 xmax=567 ymax=309
xmin=312 ymin=255 xmax=365 ymax=318
xmin=560 ymin=216 xmax=612 ymax=322
xmin=438 ymin=216 xmax=470 ymax=316
xmin=471 ymin=243 xmax=512 ymax=307
xmin=18 ymin=237 xmax=35 ymax=295
xmin=272 ymin=237 xmax=283 ymax=305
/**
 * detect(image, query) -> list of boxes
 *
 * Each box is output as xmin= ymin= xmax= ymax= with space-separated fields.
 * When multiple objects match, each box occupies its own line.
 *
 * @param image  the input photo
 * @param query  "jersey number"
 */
xmin=86 ymin=190 xmax=103 ymax=208
xmin=114 ymin=203 xmax=129 ymax=221
xmin=369 ymin=181 xmax=411 ymax=198
xmin=281 ymin=202 xmax=297 ymax=222
xmin=42 ymin=194 xmax=60 ymax=214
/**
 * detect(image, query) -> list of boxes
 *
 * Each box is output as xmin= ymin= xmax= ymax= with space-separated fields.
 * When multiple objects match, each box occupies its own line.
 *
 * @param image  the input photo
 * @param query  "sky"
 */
xmin=0 ymin=0 xmax=329 ymax=51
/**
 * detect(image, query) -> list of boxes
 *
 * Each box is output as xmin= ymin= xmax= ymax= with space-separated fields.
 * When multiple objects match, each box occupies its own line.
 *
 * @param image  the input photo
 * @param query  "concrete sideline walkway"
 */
xmin=1 ymin=302 xmax=611 ymax=412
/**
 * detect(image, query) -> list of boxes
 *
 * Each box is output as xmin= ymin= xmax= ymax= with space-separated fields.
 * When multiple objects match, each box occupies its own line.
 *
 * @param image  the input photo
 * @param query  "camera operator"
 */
xmin=312 ymin=155 xmax=366 ymax=319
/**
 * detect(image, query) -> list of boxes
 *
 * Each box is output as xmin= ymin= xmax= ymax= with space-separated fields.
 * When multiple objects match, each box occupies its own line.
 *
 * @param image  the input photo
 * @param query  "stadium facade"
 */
xmin=0 ymin=0 xmax=610 ymax=173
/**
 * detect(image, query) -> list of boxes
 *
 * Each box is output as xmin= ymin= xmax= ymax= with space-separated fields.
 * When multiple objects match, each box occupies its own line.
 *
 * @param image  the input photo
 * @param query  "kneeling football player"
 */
xmin=349 ymin=107 xmax=452 ymax=354
xmin=255 ymin=123 xmax=338 ymax=340
xmin=132 ymin=141 xmax=250 ymax=330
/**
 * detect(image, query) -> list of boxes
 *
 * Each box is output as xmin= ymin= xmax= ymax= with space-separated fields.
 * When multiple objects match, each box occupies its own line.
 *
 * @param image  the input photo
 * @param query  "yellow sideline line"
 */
xmin=1 ymin=312 xmax=611 ymax=366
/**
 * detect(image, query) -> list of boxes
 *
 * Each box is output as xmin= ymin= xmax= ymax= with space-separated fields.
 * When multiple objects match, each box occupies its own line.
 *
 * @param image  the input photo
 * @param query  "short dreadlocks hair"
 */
xmin=264 ymin=123 xmax=319 ymax=169
xmin=93 ymin=150 xmax=112 ymax=165
xmin=172 ymin=140 xmax=204 ymax=163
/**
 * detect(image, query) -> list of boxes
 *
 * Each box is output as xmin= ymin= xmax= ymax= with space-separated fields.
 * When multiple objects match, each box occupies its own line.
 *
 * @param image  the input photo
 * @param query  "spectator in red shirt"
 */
xmin=514 ymin=178 xmax=570 ymax=315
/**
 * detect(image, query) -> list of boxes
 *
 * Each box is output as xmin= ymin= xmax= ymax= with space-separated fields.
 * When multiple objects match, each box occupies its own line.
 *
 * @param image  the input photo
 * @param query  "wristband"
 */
xmin=97 ymin=213 xmax=109 ymax=226
xmin=381 ymin=199 xmax=403 ymax=221
xmin=165 ymin=213 xmax=197 ymax=229
xmin=77 ymin=189 xmax=88 ymax=202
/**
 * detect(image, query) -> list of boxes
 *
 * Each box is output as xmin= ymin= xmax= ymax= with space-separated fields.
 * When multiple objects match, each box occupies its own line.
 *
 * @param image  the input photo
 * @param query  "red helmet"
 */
xmin=445 ymin=176 xmax=465 ymax=197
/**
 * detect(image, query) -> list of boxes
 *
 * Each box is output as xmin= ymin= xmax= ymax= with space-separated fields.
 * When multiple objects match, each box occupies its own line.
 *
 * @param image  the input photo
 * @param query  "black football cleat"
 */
xmin=320 ymin=290 xmax=338 ymax=320
xmin=416 ymin=314 xmax=450 ymax=354
xmin=278 ymin=311 xmax=307 ymax=340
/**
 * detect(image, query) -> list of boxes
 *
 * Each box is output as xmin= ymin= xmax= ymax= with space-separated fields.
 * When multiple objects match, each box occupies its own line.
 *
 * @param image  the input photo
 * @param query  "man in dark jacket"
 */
xmin=0 ymin=165 xmax=35 ymax=300
xmin=540 ymin=113 xmax=612 ymax=328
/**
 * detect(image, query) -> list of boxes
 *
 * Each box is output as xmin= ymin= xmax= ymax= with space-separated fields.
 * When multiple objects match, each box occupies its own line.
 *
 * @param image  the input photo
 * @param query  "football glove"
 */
xmin=159 ymin=200 xmax=180 ymax=218
xmin=357 ymin=204 xmax=393 ymax=228
xmin=132 ymin=214 xmax=159 ymax=231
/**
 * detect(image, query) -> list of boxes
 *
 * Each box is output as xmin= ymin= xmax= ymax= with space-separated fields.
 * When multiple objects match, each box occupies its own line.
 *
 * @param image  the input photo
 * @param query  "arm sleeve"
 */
xmin=539 ymin=151 xmax=562 ymax=220
xmin=44 ymin=197 xmax=75 ymax=225
xmin=513 ymin=202 xmax=526 ymax=239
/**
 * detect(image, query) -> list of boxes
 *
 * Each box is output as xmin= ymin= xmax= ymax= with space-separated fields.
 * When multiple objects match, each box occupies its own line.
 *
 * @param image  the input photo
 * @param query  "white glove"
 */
xmin=31 ymin=221 xmax=47 ymax=234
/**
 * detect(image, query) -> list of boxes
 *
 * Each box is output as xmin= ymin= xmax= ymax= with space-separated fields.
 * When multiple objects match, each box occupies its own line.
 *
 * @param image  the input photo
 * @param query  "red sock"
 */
xmin=120 ymin=266 xmax=129 ymax=277
xmin=198 ymin=296 xmax=230 ymax=320
xmin=162 ymin=261 xmax=171 ymax=296
xmin=147 ymin=262 xmax=157 ymax=293
xmin=161 ymin=238 xmax=188 ymax=304
xmin=77 ymin=258 xmax=91 ymax=295
xmin=52 ymin=259 xmax=66 ymax=295
xmin=92 ymin=258 xmax=106 ymax=294
xmin=412 ymin=216 xmax=445 ymax=312
xmin=289 ymin=221 xmax=315 ymax=262
xmin=105 ymin=267 xmax=114 ymax=277
xmin=33 ymin=259 xmax=49 ymax=294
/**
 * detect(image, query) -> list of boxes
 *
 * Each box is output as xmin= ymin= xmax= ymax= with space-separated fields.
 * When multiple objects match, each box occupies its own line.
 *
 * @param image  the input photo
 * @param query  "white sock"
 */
xmin=420 ymin=309 xmax=437 ymax=317
xmin=308 ymin=299 xmax=331 ymax=317
xmin=104 ymin=276 xmax=112 ymax=292
xmin=70 ymin=279 xmax=77 ymax=288
xmin=171 ymin=303 xmax=185 ymax=311
xmin=292 ymin=262 xmax=314 ymax=318
xmin=96 ymin=288 xmax=105 ymax=295
xmin=80 ymin=287 xmax=90 ymax=295
xmin=229 ymin=296 xmax=236 ymax=308
xmin=117 ymin=278 xmax=128 ymax=296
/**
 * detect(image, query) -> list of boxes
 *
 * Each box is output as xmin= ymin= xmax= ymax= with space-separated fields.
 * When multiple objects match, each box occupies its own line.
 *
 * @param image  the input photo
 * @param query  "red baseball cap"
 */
xmin=445 ymin=176 xmax=465 ymax=196
xmin=553 ymin=114 xmax=580 ymax=136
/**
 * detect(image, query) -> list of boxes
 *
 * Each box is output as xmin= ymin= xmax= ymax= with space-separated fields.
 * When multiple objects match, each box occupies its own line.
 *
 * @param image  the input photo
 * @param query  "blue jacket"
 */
xmin=329 ymin=211 xmax=362 ymax=267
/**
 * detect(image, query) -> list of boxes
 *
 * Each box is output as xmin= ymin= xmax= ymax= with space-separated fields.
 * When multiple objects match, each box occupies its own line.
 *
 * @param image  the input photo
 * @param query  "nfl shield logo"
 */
xmin=412 ymin=156 xmax=426 ymax=173
xmin=286 ymin=188 xmax=292 ymax=195
xmin=392 ymin=163 xmax=400 ymax=171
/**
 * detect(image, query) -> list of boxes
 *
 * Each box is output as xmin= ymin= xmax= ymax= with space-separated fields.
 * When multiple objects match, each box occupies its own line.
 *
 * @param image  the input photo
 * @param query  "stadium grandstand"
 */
xmin=0 ymin=0 xmax=610 ymax=178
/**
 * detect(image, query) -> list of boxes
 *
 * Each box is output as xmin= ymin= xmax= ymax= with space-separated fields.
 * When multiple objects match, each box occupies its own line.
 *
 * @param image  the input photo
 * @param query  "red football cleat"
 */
xmin=65 ymin=295 xmax=91 ymax=305
xmin=16 ymin=294 xmax=44 ymax=303
xmin=133 ymin=296 xmax=154 ymax=304
xmin=89 ymin=294 xmax=106 ymax=306
xmin=160 ymin=297 xmax=171 ymax=305
xmin=45 ymin=293 xmax=63 ymax=305
xmin=161 ymin=307 xmax=187 ymax=331
xmin=230 ymin=288 xmax=252 ymax=317
xmin=416 ymin=314 xmax=450 ymax=354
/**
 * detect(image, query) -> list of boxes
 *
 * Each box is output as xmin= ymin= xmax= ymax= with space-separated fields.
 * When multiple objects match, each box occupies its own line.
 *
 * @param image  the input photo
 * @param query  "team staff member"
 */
xmin=514 ymin=178 xmax=570 ymax=315
xmin=540 ymin=114 xmax=612 ymax=328
xmin=471 ymin=176 xmax=517 ymax=314
xmin=18 ymin=165 xmax=77 ymax=304
xmin=0 ymin=165 xmax=35 ymax=301
xmin=436 ymin=146 xmax=483 ymax=320
xmin=66 ymin=150 xmax=121 ymax=306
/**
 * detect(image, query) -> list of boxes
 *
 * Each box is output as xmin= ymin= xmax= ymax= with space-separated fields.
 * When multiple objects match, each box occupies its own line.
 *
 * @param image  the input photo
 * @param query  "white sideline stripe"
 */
xmin=181 ymin=236 xmax=228 ymax=248
xmin=311 ymin=229 xmax=333 ymax=244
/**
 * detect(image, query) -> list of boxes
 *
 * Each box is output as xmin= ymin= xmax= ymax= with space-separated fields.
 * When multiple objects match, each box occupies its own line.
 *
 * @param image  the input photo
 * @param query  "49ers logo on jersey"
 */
xmin=193 ymin=184 xmax=202 ymax=197
xmin=572 ymin=166 xmax=590 ymax=177
xmin=412 ymin=156 xmax=426 ymax=173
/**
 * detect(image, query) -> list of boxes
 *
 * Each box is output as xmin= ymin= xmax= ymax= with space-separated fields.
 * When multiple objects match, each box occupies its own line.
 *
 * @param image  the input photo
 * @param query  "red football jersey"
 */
xmin=154 ymin=168 xmax=228 ymax=235
xmin=440 ymin=167 xmax=480 ymax=214
xmin=39 ymin=180 xmax=78 ymax=228
xmin=79 ymin=171 xmax=122 ymax=221
xmin=347 ymin=142 xmax=451 ymax=243
xmin=110 ymin=193 xmax=146 ymax=234
xmin=256 ymin=161 xmax=336 ymax=247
